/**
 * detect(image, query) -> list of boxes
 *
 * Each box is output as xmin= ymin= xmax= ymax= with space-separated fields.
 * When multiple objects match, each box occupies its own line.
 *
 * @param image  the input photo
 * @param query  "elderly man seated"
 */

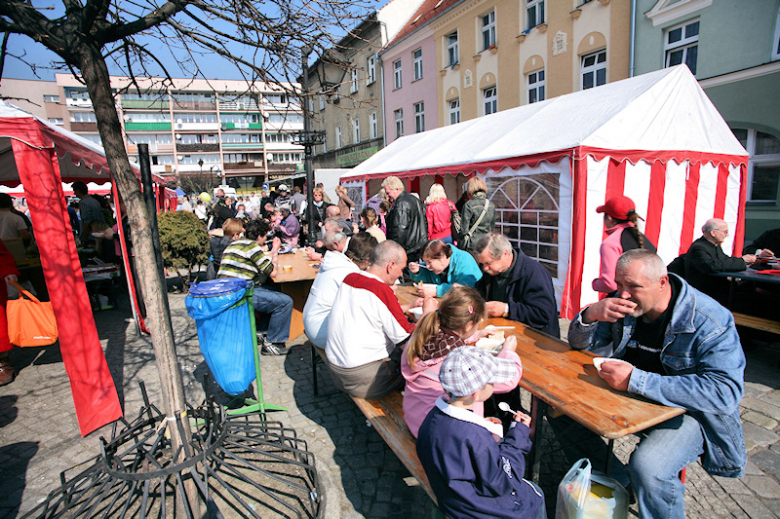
xmin=303 ymin=232 xmax=377 ymax=348
xmin=305 ymin=217 xmax=350 ymax=261
xmin=218 ymin=219 xmax=293 ymax=356
xmin=474 ymin=232 xmax=559 ymax=337
xmin=566 ymin=249 xmax=745 ymax=519
xmin=325 ymin=240 xmax=429 ymax=399
xmin=273 ymin=205 xmax=300 ymax=249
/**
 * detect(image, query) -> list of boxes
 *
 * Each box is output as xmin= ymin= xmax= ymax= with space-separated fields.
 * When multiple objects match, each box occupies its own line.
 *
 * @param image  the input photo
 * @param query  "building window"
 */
xmin=528 ymin=70 xmax=545 ymax=104
xmin=482 ymin=11 xmax=496 ymax=51
xmin=447 ymin=32 xmax=459 ymax=67
xmin=350 ymin=68 xmax=359 ymax=94
xmin=367 ymin=56 xmax=376 ymax=84
xmin=319 ymin=95 xmax=326 ymax=110
xmin=773 ymin=8 xmax=780 ymax=60
xmin=665 ymin=20 xmax=699 ymax=75
xmin=412 ymin=49 xmax=423 ymax=81
xmin=449 ymin=99 xmax=460 ymax=125
xmin=44 ymin=95 xmax=60 ymax=103
xmin=526 ymin=0 xmax=544 ymax=31
xmin=581 ymin=50 xmax=607 ymax=90
xmin=734 ymin=128 xmax=780 ymax=202
xmin=414 ymin=102 xmax=425 ymax=133
xmin=48 ymin=118 xmax=64 ymax=125
xmin=394 ymin=60 xmax=402 ymax=89
xmin=370 ymin=113 xmax=378 ymax=139
xmin=483 ymin=86 xmax=497 ymax=115
xmin=71 ymin=112 xmax=97 ymax=123
xmin=353 ymin=118 xmax=360 ymax=143
xmin=336 ymin=126 xmax=342 ymax=148
xmin=395 ymin=109 xmax=404 ymax=138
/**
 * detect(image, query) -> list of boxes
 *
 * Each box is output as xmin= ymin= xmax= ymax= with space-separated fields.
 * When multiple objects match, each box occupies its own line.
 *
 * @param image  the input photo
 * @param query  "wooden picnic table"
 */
xmin=396 ymin=284 xmax=684 ymax=476
xmin=271 ymin=249 xmax=320 ymax=339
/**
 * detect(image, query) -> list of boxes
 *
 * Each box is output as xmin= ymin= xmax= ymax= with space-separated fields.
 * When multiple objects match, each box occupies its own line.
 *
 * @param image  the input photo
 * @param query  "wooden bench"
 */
xmin=310 ymin=344 xmax=439 ymax=507
xmin=733 ymin=312 xmax=780 ymax=336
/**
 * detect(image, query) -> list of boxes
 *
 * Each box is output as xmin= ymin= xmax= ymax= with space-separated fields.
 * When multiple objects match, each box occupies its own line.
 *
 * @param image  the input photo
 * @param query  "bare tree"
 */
xmin=0 ymin=0 xmax=371 ymax=505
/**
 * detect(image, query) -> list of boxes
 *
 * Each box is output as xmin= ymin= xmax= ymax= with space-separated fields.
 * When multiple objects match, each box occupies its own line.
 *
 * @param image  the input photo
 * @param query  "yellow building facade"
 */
xmin=431 ymin=0 xmax=631 ymax=127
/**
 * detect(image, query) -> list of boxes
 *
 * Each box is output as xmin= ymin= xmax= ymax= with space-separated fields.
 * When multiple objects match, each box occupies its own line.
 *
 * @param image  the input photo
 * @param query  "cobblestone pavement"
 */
xmin=1 ymin=291 xmax=780 ymax=518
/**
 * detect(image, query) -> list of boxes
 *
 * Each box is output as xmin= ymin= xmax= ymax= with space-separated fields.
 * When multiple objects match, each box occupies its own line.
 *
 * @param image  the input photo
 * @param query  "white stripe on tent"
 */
xmin=581 ymin=156 xmax=610 ymax=308
xmin=724 ymin=165 xmax=742 ymax=254
xmin=694 ymin=162 xmax=719 ymax=250
xmin=656 ymin=161 xmax=689 ymax=264
xmin=623 ymin=160 xmax=652 ymax=235
xmin=556 ymin=158 xmax=573 ymax=309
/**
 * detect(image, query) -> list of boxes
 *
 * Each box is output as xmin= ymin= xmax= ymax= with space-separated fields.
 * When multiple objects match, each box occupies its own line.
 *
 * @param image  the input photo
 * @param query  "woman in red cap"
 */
xmin=593 ymin=195 xmax=656 ymax=294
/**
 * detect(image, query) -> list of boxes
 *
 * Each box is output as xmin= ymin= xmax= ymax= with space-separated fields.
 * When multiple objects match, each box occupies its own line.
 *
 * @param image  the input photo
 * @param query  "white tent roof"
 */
xmin=345 ymin=66 xmax=746 ymax=180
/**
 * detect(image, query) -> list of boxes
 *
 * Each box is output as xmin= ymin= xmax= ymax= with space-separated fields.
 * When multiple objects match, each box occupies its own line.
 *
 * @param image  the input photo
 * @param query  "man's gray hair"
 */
xmin=381 ymin=176 xmax=404 ymax=191
xmin=323 ymin=228 xmax=347 ymax=250
xmin=474 ymin=232 xmax=512 ymax=259
xmin=616 ymin=249 xmax=667 ymax=282
xmin=370 ymin=240 xmax=405 ymax=267
xmin=702 ymin=218 xmax=725 ymax=234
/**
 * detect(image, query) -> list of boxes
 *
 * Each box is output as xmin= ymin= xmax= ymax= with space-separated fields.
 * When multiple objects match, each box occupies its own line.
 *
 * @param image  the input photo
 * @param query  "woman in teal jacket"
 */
xmin=409 ymin=240 xmax=483 ymax=298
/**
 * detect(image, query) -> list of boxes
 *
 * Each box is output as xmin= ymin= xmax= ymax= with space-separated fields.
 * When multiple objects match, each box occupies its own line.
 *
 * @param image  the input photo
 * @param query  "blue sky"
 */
xmin=3 ymin=0 xmax=390 ymax=82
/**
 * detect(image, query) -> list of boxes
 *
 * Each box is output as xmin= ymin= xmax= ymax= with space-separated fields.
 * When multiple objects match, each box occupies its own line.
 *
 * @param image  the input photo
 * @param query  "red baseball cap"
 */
xmin=596 ymin=196 xmax=635 ymax=220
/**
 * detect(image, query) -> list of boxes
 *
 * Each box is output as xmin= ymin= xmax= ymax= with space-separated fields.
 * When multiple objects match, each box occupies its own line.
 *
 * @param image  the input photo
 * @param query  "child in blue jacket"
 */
xmin=416 ymin=346 xmax=546 ymax=519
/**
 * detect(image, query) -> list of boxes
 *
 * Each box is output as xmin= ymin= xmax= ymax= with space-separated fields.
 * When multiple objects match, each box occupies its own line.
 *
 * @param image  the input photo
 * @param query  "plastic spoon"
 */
xmin=498 ymin=402 xmax=520 ymax=415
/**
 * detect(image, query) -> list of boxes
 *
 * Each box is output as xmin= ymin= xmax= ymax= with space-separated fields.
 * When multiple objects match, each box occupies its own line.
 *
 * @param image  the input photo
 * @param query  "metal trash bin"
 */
xmin=186 ymin=278 xmax=256 ymax=395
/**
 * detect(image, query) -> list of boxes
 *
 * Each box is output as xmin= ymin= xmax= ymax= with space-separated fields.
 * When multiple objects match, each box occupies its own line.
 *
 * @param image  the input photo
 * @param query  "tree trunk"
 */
xmin=76 ymin=43 xmax=197 ymax=515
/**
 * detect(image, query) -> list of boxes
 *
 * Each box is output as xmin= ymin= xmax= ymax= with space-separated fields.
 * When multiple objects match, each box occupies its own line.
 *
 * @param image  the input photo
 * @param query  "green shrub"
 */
xmin=158 ymin=210 xmax=208 ymax=291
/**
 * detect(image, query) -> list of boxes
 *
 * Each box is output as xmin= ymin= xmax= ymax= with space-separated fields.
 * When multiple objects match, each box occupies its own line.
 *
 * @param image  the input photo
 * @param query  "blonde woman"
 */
xmin=335 ymin=185 xmax=355 ymax=222
xmin=425 ymin=183 xmax=457 ymax=244
xmin=401 ymin=286 xmax=522 ymax=437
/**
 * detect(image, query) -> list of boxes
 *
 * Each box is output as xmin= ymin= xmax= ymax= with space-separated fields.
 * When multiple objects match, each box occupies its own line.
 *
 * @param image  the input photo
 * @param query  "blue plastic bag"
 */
xmin=186 ymin=278 xmax=256 ymax=395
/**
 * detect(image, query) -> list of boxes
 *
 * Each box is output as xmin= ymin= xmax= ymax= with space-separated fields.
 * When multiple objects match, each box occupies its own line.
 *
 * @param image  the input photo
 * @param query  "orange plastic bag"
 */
xmin=7 ymin=280 xmax=58 ymax=347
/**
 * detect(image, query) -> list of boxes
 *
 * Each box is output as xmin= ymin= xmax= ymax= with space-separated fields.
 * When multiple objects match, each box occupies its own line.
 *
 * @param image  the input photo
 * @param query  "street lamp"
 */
xmin=295 ymin=44 xmax=326 ymax=247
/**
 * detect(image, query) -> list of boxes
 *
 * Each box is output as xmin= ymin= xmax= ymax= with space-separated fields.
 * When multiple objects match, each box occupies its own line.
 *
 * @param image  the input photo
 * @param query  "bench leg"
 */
xmin=311 ymin=343 xmax=320 ymax=397
xmin=528 ymin=396 xmax=545 ymax=484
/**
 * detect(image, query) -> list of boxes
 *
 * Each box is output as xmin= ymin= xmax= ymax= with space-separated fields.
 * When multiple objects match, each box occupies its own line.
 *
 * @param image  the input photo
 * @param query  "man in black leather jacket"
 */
xmin=381 ymin=176 xmax=427 ymax=266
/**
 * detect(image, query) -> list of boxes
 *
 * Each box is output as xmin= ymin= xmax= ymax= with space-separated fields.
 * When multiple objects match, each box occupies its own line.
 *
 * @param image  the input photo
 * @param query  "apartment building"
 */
xmin=430 ymin=0 xmax=630 ymax=126
xmin=0 ymin=74 xmax=305 ymax=188
xmin=634 ymin=0 xmax=780 ymax=240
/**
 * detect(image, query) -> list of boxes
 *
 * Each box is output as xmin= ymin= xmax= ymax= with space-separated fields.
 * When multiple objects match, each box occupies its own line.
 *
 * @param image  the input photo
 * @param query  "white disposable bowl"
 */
xmin=476 ymin=337 xmax=504 ymax=352
xmin=593 ymin=357 xmax=633 ymax=371
xmin=408 ymin=307 xmax=423 ymax=319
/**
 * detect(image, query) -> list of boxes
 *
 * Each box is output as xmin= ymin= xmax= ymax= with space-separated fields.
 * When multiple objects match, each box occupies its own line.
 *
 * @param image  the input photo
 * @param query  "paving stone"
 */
xmin=752 ymin=449 xmax=780 ymax=474
xmin=742 ymin=475 xmax=780 ymax=499
xmin=714 ymin=475 xmax=752 ymax=495
xmin=743 ymin=410 xmax=780 ymax=430
xmin=745 ymin=459 xmax=766 ymax=475
xmin=761 ymin=391 xmax=780 ymax=409
xmin=735 ymin=493 xmax=777 ymax=518
xmin=743 ymin=422 xmax=780 ymax=452
xmin=745 ymin=382 xmax=773 ymax=399
xmin=741 ymin=398 xmax=780 ymax=420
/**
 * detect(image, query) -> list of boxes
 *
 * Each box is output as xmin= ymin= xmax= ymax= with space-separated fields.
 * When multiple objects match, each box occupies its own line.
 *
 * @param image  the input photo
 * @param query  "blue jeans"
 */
xmin=628 ymin=413 xmax=704 ymax=519
xmin=252 ymin=286 xmax=293 ymax=344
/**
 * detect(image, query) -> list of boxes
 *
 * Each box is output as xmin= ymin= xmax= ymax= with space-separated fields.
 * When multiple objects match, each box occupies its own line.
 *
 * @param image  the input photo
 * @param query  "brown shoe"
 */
xmin=0 ymin=361 xmax=15 ymax=386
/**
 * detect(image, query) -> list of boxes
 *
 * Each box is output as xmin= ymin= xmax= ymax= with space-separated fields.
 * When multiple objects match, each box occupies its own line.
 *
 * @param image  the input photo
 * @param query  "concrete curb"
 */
xmin=316 ymin=462 xmax=341 ymax=519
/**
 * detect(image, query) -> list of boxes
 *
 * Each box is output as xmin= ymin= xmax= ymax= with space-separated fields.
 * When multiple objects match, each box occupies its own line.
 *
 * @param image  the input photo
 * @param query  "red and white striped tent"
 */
xmin=341 ymin=66 xmax=748 ymax=318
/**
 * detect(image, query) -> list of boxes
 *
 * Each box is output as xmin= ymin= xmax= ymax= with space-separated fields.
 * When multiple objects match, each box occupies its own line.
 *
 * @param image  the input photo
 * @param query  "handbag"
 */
xmin=459 ymin=200 xmax=489 ymax=250
xmin=555 ymin=458 xmax=629 ymax=519
xmin=6 ymin=280 xmax=59 ymax=347
xmin=449 ymin=202 xmax=462 ymax=238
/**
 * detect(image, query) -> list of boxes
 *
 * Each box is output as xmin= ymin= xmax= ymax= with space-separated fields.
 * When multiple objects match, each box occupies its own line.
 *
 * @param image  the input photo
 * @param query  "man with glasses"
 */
xmin=684 ymin=218 xmax=757 ymax=305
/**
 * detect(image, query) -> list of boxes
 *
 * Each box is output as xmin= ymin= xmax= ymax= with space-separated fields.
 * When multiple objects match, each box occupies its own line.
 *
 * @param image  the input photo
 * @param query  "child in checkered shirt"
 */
xmin=416 ymin=346 xmax=546 ymax=519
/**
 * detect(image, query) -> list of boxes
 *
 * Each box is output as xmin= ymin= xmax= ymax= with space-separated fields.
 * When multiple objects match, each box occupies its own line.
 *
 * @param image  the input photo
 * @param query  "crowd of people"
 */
xmin=0 ymin=174 xmax=772 ymax=519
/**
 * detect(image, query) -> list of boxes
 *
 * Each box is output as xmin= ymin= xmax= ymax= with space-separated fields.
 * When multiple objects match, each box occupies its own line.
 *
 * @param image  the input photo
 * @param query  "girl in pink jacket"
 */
xmin=401 ymin=286 xmax=523 ymax=437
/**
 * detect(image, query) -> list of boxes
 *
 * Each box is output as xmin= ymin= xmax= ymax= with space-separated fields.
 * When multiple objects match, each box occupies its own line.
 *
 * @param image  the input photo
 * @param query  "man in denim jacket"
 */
xmin=569 ymin=249 xmax=745 ymax=519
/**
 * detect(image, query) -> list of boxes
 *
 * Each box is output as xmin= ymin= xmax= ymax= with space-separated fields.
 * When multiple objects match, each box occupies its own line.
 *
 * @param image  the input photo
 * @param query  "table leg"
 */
xmin=605 ymin=438 xmax=615 ymax=475
xmin=529 ymin=395 xmax=546 ymax=483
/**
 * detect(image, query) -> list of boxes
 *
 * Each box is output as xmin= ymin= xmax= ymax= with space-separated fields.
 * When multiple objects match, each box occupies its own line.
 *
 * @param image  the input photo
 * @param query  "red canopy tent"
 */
xmin=0 ymin=101 xmax=165 ymax=435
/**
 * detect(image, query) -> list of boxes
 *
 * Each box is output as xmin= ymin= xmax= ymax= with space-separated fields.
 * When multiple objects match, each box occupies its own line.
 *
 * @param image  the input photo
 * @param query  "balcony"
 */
xmin=176 ymin=143 xmax=220 ymax=153
xmin=122 ymin=99 xmax=169 ymax=109
xmin=126 ymin=143 xmax=176 ymax=154
xmin=70 ymin=122 xmax=98 ymax=131
xmin=219 ymin=100 xmax=260 ymax=111
xmin=173 ymin=122 xmax=220 ymax=131
xmin=220 ymin=122 xmax=263 ymax=130
xmin=171 ymin=100 xmax=216 ymax=111
xmin=66 ymin=98 xmax=92 ymax=108
xmin=224 ymin=161 xmax=264 ymax=171
xmin=221 ymin=142 xmax=264 ymax=151
xmin=124 ymin=122 xmax=172 ymax=131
